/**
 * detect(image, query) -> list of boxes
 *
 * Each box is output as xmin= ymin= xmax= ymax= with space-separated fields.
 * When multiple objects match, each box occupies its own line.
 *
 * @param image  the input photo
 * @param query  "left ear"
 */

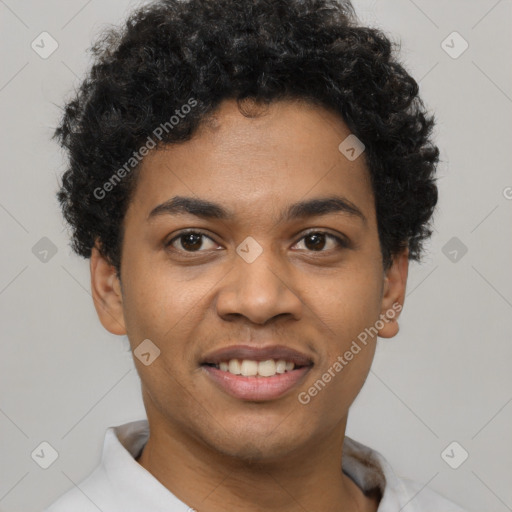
xmin=377 ymin=248 xmax=409 ymax=339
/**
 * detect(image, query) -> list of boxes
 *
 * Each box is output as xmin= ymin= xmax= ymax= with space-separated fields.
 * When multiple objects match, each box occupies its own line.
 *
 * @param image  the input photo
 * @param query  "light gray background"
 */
xmin=1 ymin=1 xmax=511 ymax=511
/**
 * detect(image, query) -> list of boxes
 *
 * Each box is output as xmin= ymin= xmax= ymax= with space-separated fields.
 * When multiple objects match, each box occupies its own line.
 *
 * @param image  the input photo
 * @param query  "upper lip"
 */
xmin=201 ymin=344 xmax=314 ymax=367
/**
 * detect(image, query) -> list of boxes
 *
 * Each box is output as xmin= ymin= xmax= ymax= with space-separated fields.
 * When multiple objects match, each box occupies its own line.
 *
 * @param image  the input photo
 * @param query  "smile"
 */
xmin=201 ymin=360 xmax=312 ymax=401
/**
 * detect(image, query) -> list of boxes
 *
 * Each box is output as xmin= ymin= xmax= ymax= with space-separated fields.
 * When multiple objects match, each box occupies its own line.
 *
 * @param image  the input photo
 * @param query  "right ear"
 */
xmin=90 ymin=243 xmax=126 ymax=335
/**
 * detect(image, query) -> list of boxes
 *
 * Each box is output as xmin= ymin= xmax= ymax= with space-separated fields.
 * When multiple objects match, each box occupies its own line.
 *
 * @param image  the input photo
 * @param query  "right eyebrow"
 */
xmin=147 ymin=196 xmax=233 ymax=222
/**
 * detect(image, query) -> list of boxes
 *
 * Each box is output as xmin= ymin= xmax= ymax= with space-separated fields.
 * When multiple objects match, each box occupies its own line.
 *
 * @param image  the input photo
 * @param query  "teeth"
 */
xmin=214 ymin=358 xmax=298 ymax=377
xmin=240 ymin=360 xmax=258 ymax=376
xmin=275 ymin=360 xmax=287 ymax=374
xmin=257 ymin=359 xmax=276 ymax=377
xmin=228 ymin=359 xmax=241 ymax=375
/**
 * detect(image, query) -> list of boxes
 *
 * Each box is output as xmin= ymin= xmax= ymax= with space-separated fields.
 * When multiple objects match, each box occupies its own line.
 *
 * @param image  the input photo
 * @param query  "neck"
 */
xmin=136 ymin=417 xmax=379 ymax=512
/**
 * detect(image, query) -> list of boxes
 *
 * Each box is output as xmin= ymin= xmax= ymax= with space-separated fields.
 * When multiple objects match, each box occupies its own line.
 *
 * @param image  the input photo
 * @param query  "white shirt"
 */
xmin=43 ymin=419 xmax=467 ymax=512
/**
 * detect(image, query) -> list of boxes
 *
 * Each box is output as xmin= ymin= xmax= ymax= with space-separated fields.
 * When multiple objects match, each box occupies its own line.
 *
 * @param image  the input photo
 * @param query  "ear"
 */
xmin=377 ymin=248 xmax=409 ymax=339
xmin=90 ymin=243 xmax=126 ymax=335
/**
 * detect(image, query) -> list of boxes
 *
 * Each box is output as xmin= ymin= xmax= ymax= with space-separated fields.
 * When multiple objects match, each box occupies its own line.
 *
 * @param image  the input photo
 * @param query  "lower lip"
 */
xmin=201 ymin=365 xmax=312 ymax=401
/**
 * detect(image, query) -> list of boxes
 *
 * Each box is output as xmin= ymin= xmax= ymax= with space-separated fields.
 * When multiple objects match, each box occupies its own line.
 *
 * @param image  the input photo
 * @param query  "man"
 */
xmin=45 ymin=0 xmax=467 ymax=510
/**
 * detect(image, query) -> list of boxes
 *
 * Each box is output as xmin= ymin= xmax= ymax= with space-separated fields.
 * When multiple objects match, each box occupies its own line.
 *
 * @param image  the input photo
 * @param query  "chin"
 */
xmin=205 ymin=428 xmax=304 ymax=464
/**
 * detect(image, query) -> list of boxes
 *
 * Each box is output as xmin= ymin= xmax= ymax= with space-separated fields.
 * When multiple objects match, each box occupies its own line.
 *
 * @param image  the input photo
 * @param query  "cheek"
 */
xmin=120 ymin=252 xmax=193 ymax=333
xmin=300 ymin=280 xmax=380 ymax=421
xmin=120 ymin=261 xmax=219 ymax=374
xmin=311 ymin=266 xmax=382 ymax=383
xmin=312 ymin=266 xmax=383 ymax=338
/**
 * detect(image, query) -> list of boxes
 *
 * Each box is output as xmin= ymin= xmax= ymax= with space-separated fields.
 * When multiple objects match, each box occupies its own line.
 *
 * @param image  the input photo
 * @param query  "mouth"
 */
xmin=200 ymin=345 xmax=314 ymax=401
xmin=201 ymin=359 xmax=310 ymax=377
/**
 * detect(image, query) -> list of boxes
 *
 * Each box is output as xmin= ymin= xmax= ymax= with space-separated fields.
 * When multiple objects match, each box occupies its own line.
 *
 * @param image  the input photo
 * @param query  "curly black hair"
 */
xmin=54 ymin=0 xmax=439 ymax=276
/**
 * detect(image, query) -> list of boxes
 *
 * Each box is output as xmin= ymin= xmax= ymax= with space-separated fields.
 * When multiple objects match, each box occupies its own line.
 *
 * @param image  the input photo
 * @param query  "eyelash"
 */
xmin=165 ymin=229 xmax=349 ymax=254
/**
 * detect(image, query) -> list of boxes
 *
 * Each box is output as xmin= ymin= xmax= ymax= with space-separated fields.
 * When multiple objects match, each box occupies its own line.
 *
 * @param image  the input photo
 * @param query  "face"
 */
xmin=91 ymin=98 xmax=408 ymax=462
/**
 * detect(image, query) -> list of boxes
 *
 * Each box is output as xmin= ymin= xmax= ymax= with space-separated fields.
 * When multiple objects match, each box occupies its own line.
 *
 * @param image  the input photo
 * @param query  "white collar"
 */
xmin=103 ymin=419 xmax=409 ymax=511
xmin=46 ymin=419 xmax=466 ymax=511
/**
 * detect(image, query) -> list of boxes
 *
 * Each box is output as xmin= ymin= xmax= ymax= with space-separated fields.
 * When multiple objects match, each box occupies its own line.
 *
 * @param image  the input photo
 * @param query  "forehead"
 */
xmin=126 ymin=99 xmax=375 ymax=225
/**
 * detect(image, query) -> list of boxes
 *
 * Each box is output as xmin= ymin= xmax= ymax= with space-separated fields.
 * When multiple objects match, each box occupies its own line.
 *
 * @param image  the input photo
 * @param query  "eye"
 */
xmin=165 ymin=229 xmax=349 ymax=254
xmin=293 ymin=231 xmax=348 ymax=252
xmin=166 ymin=230 xmax=220 ymax=252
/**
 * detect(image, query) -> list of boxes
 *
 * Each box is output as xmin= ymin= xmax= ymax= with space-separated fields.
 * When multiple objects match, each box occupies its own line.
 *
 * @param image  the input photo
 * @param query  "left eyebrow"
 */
xmin=281 ymin=196 xmax=367 ymax=225
xmin=147 ymin=195 xmax=366 ymax=224
xmin=147 ymin=196 xmax=232 ymax=221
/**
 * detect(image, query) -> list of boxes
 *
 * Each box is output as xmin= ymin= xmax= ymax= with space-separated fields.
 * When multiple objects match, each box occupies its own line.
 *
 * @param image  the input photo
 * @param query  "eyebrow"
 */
xmin=147 ymin=195 xmax=366 ymax=224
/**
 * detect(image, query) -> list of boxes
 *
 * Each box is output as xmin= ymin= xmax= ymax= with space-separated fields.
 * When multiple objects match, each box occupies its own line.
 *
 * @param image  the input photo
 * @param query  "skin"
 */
xmin=90 ymin=98 xmax=408 ymax=512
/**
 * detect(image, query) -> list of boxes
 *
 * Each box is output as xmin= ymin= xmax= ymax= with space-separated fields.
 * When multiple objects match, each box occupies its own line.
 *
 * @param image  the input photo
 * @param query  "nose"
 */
xmin=215 ymin=248 xmax=303 ymax=325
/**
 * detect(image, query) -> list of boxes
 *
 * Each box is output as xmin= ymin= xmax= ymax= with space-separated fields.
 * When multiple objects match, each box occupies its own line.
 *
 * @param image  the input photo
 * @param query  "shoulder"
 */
xmin=43 ymin=488 xmax=97 ymax=512
xmin=43 ymin=422 xmax=145 ymax=511
xmin=342 ymin=437 xmax=469 ymax=512
xmin=42 ymin=464 xmax=113 ymax=512
xmin=395 ymin=476 xmax=469 ymax=512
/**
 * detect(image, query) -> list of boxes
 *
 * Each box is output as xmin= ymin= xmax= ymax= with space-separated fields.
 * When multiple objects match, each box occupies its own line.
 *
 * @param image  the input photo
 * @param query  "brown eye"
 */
xmin=304 ymin=233 xmax=327 ymax=251
xmin=166 ymin=231 xmax=218 ymax=252
xmin=294 ymin=231 xmax=348 ymax=252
